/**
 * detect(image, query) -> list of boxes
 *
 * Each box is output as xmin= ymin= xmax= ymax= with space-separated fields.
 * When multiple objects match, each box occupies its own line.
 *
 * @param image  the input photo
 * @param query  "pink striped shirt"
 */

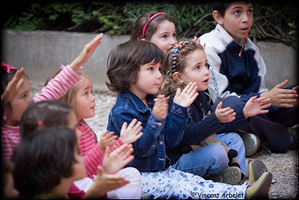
xmin=78 ymin=121 xmax=123 ymax=179
xmin=1 ymin=65 xmax=80 ymax=162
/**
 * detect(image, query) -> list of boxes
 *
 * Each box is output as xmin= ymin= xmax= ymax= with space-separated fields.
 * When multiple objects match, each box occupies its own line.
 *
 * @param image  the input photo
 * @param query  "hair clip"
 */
xmin=60 ymin=65 xmax=83 ymax=70
xmin=37 ymin=121 xmax=44 ymax=126
xmin=171 ymin=41 xmax=189 ymax=73
xmin=1 ymin=62 xmax=16 ymax=74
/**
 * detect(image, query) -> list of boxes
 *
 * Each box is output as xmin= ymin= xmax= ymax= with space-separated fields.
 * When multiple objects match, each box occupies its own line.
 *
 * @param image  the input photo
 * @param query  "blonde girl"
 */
xmin=46 ymin=65 xmax=143 ymax=199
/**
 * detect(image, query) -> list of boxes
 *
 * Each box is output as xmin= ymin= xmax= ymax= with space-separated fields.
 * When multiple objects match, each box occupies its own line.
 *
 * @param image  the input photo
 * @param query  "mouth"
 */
xmin=203 ymin=78 xmax=209 ymax=84
xmin=240 ymin=27 xmax=249 ymax=33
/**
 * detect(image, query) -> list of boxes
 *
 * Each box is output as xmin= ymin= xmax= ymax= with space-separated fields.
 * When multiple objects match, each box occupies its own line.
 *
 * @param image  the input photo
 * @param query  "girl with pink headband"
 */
xmin=131 ymin=11 xmax=177 ymax=54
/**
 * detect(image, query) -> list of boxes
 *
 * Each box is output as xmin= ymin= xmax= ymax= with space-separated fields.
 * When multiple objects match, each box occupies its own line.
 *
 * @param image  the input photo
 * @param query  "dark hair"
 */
xmin=106 ymin=40 xmax=164 ymax=93
xmin=160 ymin=41 xmax=204 ymax=97
xmin=20 ymin=100 xmax=74 ymax=139
xmin=130 ymin=11 xmax=175 ymax=41
xmin=12 ymin=126 xmax=78 ymax=198
xmin=213 ymin=1 xmax=252 ymax=17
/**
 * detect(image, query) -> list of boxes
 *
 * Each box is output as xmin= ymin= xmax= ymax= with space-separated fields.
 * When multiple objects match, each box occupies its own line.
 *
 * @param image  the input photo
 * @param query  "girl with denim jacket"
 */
xmin=106 ymin=40 xmax=272 ymax=199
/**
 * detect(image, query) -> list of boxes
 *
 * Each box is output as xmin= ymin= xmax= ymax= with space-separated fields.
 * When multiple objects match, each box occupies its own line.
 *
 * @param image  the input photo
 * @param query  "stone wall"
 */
xmin=1 ymin=29 xmax=297 ymax=91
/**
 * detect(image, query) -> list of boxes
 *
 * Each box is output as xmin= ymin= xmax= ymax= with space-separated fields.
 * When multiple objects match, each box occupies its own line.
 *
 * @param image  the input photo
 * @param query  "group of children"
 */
xmin=1 ymin=1 xmax=298 ymax=199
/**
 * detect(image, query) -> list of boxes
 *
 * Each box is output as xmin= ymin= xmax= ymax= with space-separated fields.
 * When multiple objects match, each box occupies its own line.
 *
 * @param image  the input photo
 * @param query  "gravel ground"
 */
xmin=31 ymin=83 xmax=298 ymax=199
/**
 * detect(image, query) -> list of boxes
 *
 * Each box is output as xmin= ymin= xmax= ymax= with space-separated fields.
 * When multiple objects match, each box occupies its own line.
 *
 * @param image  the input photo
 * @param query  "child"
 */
xmin=199 ymin=1 xmax=298 ymax=154
xmin=106 ymin=39 xmax=272 ymax=199
xmin=160 ymin=40 xmax=271 ymax=185
xmin=21 ymin=100 xmax=142 ymax=199
xmin=45 ymin=64 xmax=143 ymax=198
xmin=130 ymin=11 xmax=177 ymax=54
xmin=1 ymin=33 xmax=103 ymax=162
xmin=12 ymin=126 xmax=130 ymax=199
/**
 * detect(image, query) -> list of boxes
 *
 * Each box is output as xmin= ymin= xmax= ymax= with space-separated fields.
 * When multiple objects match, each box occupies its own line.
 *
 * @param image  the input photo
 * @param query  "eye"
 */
xmin=205 ymin=63 xmax=210 ymax=69
xmin=161 ymin=34 xmax=167 ymax=39
xmin=234 ymin=10 xmax=241 ymax=16
xmin=148 ymin=67 xmax=154 ymax=71
xmin=247 ymin=9 xmax=253 ymax=15
xmin=195 ymin=66 xmax=200 ymax=70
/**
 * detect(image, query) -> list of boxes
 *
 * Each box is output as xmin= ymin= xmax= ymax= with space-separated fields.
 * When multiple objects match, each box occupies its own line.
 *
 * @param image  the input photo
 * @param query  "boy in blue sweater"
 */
xmin=200 ymin=1 xmax=298 ymax=154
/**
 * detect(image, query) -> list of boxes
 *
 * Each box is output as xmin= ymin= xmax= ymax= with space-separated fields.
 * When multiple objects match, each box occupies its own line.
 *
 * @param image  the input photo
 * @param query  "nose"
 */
xmin=242 ymin=13 xmax=249 ymax=22
xmin=156 ymin=70 xmax=162 ymax=79
xmin=170 ymin=36 xmax=177 ymax=46
xmin=91 ymin=94 xmax=96 ymax=102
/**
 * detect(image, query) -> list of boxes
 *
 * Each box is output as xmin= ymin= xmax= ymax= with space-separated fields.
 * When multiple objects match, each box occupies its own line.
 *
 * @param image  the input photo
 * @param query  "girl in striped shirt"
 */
xmin=46 ymin=63 xmax=143 ymax=199
xmin=1 ymin=33 xmax=103 ymax=162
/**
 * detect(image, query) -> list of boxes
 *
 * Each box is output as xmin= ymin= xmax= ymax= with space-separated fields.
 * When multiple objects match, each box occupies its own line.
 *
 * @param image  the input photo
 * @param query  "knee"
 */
xmin=221 ymin=96 xmax=245 ymax=109
xmin=206 ymin=143 xmax=229 ymax=164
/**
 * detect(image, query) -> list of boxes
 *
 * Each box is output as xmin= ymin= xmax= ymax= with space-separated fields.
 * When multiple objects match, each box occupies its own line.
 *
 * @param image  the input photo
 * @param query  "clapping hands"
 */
xmin=119 ymin=118 xmax=143 ymax=144
xmin=215 ymin=101 xmax=236 ymax=123
xmin=243 ymin=96 xmax=271 ymax=118
xmin=173 ymin=82 xmax=198 ymax=108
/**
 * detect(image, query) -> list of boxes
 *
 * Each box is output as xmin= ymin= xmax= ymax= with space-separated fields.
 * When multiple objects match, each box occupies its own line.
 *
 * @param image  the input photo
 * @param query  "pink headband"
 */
xmin=142 ymin=12 xmax=166 ymax=39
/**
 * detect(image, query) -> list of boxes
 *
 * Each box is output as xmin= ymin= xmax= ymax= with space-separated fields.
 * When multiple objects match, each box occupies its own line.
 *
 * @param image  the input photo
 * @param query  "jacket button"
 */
xmin=156 ymin=122 xmax=163 ymax=127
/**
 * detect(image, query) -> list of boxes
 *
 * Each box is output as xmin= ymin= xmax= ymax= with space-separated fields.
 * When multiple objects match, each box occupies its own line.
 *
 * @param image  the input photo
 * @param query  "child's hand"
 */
xmin=119 ymin=118 xmax=143 ymax=144
xmin=85 ymin=166 xmax=130 ymax=198
xmin=98 ymin=130 xmax=118 ymax=152
xmin=173 ymin=82 xmax=198 ymax=108
xmin=243 ymin=96 xmax=271 ymax=118
xmin=102 ymin=144 xmax=134 ymax=174
xmin=192 ymin=36 xmax=206 ymax=49
xmin=70 ymin=33 xmax=104 ymax=71
xmin=153 ymin=95 xmax=168 ymax=120
xmin=215 ymin=101 xmax=236 ymax=123
xmin=1 ymin=68 xmax=24 ymax=104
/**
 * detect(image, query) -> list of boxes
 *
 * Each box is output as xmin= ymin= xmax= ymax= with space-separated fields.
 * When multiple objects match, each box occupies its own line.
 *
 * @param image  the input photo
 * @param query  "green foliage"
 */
xmin=3 ymin=1 xmax=297 ymax=48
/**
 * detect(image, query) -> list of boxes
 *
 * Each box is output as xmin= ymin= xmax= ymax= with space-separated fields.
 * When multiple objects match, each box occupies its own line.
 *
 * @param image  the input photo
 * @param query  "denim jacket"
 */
xmin=107 ymin=90 xmax=189 ymax=172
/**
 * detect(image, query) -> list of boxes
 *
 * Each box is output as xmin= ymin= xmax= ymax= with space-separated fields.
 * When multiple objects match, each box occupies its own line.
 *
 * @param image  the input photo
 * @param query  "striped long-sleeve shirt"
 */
xmin=78 ymin=120 xmax=123 ymax=179
xmin=1 ymin=65 xmax=80 ymax=162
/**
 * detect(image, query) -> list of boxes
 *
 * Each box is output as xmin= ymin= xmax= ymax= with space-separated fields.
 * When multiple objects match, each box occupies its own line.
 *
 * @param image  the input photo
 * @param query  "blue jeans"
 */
xmin=172 ymin=132 xmax=246 ymax=177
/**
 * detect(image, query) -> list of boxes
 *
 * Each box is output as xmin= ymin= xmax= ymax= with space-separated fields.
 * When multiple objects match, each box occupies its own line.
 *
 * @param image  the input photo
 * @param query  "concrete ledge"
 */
xmin=1 ymin=29 xmax=297 ymax=91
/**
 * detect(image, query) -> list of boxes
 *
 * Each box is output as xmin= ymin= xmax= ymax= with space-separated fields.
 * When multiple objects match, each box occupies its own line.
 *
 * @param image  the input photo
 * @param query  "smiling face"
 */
xmin=129 ymin=60 xmax=162 ymax=100
xmin=149 ymin=20 xmax=177 ymax=54
xmin=176 ymin=49 xmax=210 ymax=91
xmin=214 ymin=2 xmax=253 ymax=43
xmin=74 ymin=76 xmax=96 ymax=121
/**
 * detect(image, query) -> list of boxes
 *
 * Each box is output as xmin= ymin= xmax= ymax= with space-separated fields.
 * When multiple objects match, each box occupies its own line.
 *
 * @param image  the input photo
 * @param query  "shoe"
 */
xmin=212 ymin=166 xmax=242 ymax=185
xmin=248 ymin=159 xmax=268 ymax=185
xmin=246 ymin=172 xmax=272 ymax=199
xmin=239 ymin=132 xmax=260 ymax=157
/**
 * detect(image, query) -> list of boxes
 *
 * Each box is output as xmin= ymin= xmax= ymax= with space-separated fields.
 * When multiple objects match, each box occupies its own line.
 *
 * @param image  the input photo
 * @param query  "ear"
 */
xmin=173 ymin=72 xmax=183 ymax=82
xmin=213 ymin=10 xmax=223 ymax=25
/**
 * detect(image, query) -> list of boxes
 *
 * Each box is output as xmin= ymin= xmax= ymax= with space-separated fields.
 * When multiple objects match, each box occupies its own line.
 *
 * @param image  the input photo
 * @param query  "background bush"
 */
xmin=2 ymin=1 xmax=298 ymax=48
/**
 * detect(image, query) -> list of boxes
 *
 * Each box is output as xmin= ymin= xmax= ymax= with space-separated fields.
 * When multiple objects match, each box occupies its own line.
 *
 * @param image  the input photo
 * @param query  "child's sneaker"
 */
xmin=212 ymin=166 xmax=242 ymax=185
xmin=248 ymin=159 xmax=268 ymax=185
xmin=239 ymin=132 xmax=260 ymax=157
xmin=246 ymin=172 xmax=272 ymax=199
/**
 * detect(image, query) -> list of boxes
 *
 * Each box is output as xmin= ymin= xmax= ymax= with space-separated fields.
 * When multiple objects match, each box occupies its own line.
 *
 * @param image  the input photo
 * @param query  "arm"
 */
xmin=183 ymin=111 xmax=224 ymax=144
xmin=164 ymin=82 xmax=199 ymax=147
xmin=33 ymin=34 xmax=104 ymax=102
